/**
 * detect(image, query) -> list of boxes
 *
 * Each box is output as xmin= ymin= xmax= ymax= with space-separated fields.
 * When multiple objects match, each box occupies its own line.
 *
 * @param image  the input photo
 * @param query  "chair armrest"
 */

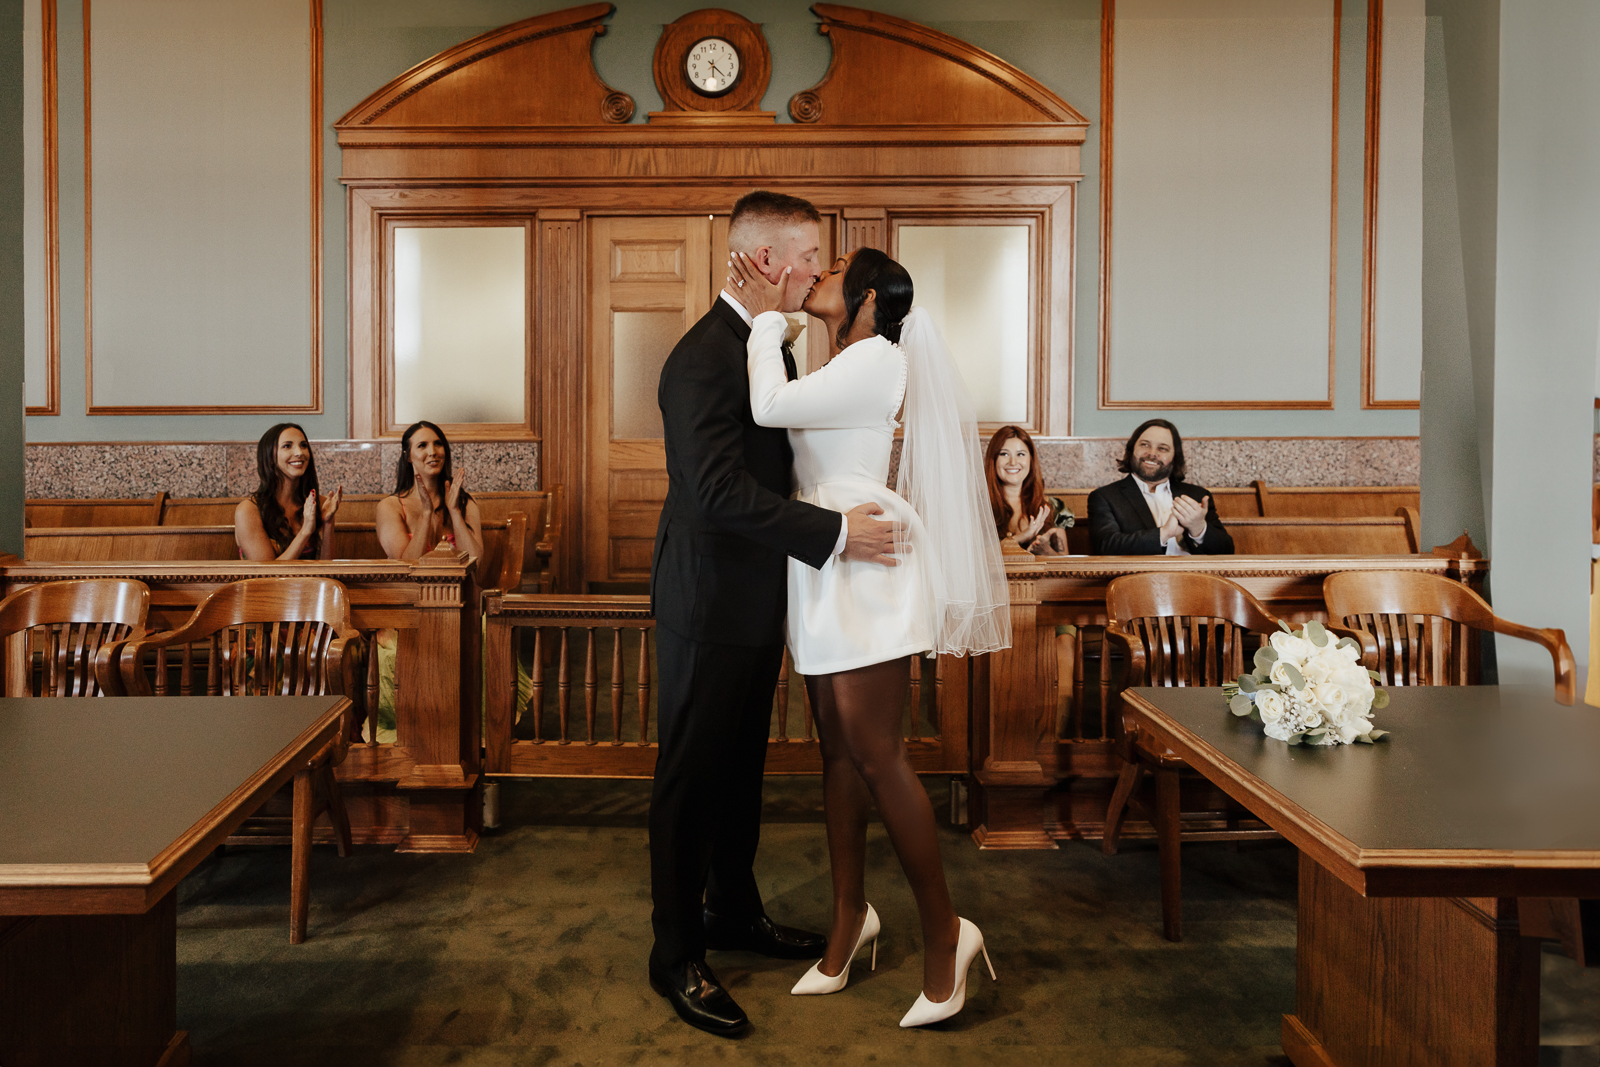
xmin=1492 ymin=619 xmax=1576 ymax=705
xmin=93 ymin=636 xmax=139 ymax=696
xmin=117 ymin=633 xmax=176 ymax=696
xmin=1326 ymin=623 xmax=1378 ymax=674
xmin=324 ymin=629 xmax=367 ymax=760
xmin=1103 ymin=621 xmax=1146 ymax=741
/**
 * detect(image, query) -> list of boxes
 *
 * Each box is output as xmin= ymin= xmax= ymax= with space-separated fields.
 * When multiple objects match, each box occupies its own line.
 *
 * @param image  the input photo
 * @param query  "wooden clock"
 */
xmin=650 ymin=9 xmax=774 ymax=123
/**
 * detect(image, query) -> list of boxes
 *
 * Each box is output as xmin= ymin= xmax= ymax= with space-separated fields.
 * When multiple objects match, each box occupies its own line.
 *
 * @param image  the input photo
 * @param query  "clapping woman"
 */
xmin=376 ymin=421 xmax=483 ymax=561
xmin=986 ymin=425 xmax=1070 ymax=555
xmin=235 ymin=423 xmax=342 ymax=561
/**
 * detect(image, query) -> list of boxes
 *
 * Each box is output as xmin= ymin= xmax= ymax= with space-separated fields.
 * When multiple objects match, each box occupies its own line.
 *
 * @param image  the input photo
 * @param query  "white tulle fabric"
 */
xmin=893 ymin=307 xmax=1012 ymax=657
xmin=746 ymin=308 xmax=1009 ymax=675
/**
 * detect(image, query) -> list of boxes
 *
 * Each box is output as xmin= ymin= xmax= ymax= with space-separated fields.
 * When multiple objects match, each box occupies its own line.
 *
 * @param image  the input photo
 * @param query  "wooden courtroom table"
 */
xmin=1120 ymin=684 xmax=1600 ymax=1067
xmin=0 ymin=695 xmax=350 ymax=1067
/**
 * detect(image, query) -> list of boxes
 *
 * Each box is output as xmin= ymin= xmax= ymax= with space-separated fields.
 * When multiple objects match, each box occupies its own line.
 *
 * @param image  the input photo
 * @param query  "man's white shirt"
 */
xmin=721 ymin=290 xmax=849 ymax=557
xmin=1136 ymin=477 xmax=1204 ymax=556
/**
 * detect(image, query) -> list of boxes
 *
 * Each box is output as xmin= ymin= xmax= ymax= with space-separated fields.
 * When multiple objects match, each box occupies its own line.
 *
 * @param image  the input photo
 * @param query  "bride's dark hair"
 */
xmin=838 ymin=248 xmax=914 ymax=347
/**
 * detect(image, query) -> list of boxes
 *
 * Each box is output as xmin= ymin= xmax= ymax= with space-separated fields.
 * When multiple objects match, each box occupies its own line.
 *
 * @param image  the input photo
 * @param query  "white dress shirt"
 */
xmin=1137 ymin=477 xmax=1204 ymax=556
xmin=721 ymin=290 xmax=849 ymax=557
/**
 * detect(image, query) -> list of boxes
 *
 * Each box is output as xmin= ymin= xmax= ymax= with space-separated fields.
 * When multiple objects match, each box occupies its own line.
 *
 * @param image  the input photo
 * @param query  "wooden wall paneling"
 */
xmin=28 ymin=0 xmax=59 ymax=416
xmin=539 ymin=209 xmax=583 ymax=596
xmin=841 ymin=207 xmax=885 ymax=255
xmin=83 ymin=0 xmax=323 ymax=415
xmin=1098 ymin=0 xmax=1341 ymax=411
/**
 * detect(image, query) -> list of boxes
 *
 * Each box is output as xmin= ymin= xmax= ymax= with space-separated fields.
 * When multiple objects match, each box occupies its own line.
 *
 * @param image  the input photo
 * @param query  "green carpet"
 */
xmin=173 ymin=777 xmax=1598 ymax=1065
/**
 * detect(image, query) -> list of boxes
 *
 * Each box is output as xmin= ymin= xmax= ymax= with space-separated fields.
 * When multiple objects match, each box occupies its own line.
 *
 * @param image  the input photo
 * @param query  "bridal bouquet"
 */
xmin=1221 ymin=621 xmax=1390 ymax=746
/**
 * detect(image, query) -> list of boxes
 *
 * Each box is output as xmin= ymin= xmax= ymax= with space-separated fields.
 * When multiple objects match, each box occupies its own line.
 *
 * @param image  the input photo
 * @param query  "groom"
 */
xmin=648 ymin=190 xmax=899 ymax=1036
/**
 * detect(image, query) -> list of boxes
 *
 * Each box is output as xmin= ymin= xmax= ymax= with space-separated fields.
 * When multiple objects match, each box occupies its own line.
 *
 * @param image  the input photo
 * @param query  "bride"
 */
xmin=726 ymin=248 xmax=1010 ymax=1026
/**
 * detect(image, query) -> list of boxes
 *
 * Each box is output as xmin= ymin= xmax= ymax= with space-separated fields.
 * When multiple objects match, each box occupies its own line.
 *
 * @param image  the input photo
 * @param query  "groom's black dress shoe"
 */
xmin=649 ymin=960 xmax=749 ymax=1037
xmin=703 ymin=909 xmax=827 ymax=959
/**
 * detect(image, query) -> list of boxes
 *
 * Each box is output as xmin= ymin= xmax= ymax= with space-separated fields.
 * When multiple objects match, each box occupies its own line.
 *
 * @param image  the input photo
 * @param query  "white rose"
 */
xmin=1301 ymin=657 xmax=1333 ymax=685
xmin=1314 ymin=682 xmax=1347 ymax=712
xmin=1263 ymin=719 xmax=1296 ymax=742
xmin=1255 ymin=689 xmax=1286 ymax=724
xmin=1330 ymin=664 xmax=1370 ymax=691
xmin=1270 ymin=632 xmax=1314 ymax=662
xmin=1269 ymin=660 xmax=1299 ymax=689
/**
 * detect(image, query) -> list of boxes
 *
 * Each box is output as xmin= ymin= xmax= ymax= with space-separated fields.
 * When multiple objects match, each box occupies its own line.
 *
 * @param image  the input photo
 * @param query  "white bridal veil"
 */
xmin=894 ymin=307 xmax=1012 ymax=656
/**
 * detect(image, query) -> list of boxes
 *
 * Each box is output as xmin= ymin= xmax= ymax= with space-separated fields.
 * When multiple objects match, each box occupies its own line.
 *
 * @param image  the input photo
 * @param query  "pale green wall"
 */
xmin=25 ymin=0 xmax=1423 ymax=442
xmin=0 ymin=0 xmax=20 ymax=552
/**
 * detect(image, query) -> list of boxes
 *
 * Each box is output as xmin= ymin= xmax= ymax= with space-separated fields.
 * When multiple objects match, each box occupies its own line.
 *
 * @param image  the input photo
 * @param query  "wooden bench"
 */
xmin=22 ymin=518 xmax=527 ymax=595
xmin=1049 ymin=482 xmax=1421 ymax=528
xmin=160 ymin=488 xmax=560 ymax=591
xmin=25 ymin=493 xmax=166 ymax=528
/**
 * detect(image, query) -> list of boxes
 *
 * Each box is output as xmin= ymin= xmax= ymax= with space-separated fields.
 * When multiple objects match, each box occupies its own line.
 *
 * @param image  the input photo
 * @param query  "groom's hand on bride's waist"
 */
xmin=842 ymin=502 xmax=903 ymax=566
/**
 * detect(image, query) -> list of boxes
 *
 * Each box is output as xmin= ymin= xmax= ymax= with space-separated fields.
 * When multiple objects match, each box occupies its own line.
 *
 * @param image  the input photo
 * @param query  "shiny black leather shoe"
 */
xmin=649 ymin=960 xmax=749 ymax=1037
xmin=703 ymin=909 xmax=827 ymax=959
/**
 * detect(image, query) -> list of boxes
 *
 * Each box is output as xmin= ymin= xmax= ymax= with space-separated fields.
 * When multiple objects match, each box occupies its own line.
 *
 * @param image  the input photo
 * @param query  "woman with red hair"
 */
xmin=985 ymin=426 xmax=1070 ymax=554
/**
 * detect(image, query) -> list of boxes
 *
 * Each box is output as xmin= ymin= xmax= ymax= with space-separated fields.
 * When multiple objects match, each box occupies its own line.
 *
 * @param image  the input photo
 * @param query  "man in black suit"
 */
xmin=1087 ymin=418 xmax=1235 ymax=555
xmin=648 ymin=191 xmax=899 ymax=1036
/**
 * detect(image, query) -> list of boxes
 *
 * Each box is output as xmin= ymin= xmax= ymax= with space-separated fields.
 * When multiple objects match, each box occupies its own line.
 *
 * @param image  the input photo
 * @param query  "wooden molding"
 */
xmin=798 ymin=5 xmax=1089 ymax=126
xmin=336 ymin=3 xmax=630 ymax=128
xmin=650 ymin=9 xmax=772 ymax=120
xmin=83 ymin=0 xmax=324 ymax=416
xmin=1360 ymin=0 xmax=1418 ymax=410
xmin=1097 ymin=0 xmax=1341 ymax=411
xmin=28 ymin=0 xmax=59 ymax=416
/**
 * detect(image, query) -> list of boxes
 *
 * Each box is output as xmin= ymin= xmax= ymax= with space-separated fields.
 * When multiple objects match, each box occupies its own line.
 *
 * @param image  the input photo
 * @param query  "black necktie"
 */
xmin=781 ymin=340 xmax=798 ymax=382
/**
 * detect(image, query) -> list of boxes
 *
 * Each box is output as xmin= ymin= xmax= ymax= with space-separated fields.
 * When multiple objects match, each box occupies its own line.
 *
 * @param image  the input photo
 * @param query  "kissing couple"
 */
xmin=647 ymin=190 xmax=1012 ymax=1036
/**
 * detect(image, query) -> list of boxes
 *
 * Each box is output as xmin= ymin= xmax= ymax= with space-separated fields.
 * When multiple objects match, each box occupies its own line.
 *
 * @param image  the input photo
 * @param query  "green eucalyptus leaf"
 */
xmin=1229 ymin=693 xmax=1254 ymax=717
xmin=1287 ymin=732 xmax=1304 ymax=746
xmin=1353 ymin=732 xmax=1374 ymax=744
xmin=1305 ymin=620 xmax=1329 ymax=647
xmin=1282 ymin=662 xmax=1306 ymax=690
xmin=1367 ymin=669 xmax=1382 ymax=681
xmin=1277 ymin=620 xmax=1292 ymax=634
xmin=1254 ymin=646 xmax=1278 ymax=673
xmin=1238 ymin=675 xmax=1259 ymax=694
xmin=1366 ymin=728 xmax=1389 ymax=741
xmin=1337 ymin=637 xmax=1360 ymax=651
xmin=1371 ymin=689 xmax=1390 ymax=710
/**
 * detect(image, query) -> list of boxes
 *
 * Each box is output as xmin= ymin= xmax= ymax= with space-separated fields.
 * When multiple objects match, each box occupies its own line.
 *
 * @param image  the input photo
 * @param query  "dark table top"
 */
xmin=1123 ymin=684 xmax=1600 ymax=895
xmin=0 ymin=696 xmax=345 ymax=872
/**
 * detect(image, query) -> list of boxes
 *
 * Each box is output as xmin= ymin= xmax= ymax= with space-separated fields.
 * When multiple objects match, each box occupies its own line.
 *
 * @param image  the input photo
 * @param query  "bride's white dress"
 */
xmin=747 ymin=311 xmax=933 ymax=675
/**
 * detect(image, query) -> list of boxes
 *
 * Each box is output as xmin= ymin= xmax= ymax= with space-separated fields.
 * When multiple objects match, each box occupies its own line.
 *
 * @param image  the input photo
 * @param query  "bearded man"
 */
xmin=1086 ymin=419 xmax=1235 ymax=555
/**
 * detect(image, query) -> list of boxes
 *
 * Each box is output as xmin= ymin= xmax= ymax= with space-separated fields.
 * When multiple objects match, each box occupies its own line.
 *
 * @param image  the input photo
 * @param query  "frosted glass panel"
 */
xmin=613 ymin=311 xmax=682 ymax=438
xmin=896 ymin=226 xmax=1030 ymax=423
xmin=394 ymin=227 xmax=525 ymax=425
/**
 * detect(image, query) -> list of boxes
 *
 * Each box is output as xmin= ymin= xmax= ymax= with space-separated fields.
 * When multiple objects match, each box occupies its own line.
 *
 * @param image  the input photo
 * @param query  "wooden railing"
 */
xmin=971 ymin=551 xmax=1489 ymax=849
xmin=483 ymin=593 xmax=970 ymax=778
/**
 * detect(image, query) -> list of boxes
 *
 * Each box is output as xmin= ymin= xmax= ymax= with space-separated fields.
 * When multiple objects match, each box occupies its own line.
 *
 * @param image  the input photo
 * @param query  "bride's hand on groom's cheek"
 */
xmin=727 ymin=252 xmax=788 ymax=316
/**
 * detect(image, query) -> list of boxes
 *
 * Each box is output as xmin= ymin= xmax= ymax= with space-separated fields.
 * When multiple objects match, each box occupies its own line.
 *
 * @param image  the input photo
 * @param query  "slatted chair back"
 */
xmin=118 ymin=577 xmax=364 ymax=706
xmin=0 ymin=578 xmax=149 ymax=697
xmin=1105 ymin=572 xmax=1285 ymax=690
xmin=1322 ymin=570 xmax=1575 ymax=704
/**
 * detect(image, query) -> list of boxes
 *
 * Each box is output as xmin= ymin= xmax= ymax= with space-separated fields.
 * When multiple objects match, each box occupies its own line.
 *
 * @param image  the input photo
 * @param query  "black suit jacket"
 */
xmin=651 ymin=299 xmax=841 ymax=646
xmin=1086 ymin=475 xmax=1235 ymax=555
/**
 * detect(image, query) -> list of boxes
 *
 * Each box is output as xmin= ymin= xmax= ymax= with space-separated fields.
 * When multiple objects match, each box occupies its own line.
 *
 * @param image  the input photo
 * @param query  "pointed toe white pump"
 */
xmin=898 ymin=917 xmax=995 ymax=1027
xmin=791 ymin=904 xmax=881 ymax=995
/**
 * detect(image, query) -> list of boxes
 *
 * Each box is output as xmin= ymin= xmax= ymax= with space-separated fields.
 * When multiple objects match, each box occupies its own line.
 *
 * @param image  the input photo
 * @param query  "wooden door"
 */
xmin=586 ymin=217 xmax=713 ymax=589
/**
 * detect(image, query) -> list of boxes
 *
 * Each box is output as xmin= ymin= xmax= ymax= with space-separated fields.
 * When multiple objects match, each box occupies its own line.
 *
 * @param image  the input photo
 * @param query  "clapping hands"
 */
xmin=319 ymin=484 xmax=343 ymax=524
xmin=445 ymin=468 xmax=468 ymax=513
xmin=1169 ymin=494 xmax=1209 ymax=539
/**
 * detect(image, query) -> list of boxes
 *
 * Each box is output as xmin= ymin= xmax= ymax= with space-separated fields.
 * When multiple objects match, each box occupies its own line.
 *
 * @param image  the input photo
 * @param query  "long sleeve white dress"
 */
xmin=746 ymin=310 xmax=933 ymax=675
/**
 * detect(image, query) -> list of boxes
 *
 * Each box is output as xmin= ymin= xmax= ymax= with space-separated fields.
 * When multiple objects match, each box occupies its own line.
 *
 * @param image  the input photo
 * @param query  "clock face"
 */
xmin=685 ymin=37 xmax=741 ymax=96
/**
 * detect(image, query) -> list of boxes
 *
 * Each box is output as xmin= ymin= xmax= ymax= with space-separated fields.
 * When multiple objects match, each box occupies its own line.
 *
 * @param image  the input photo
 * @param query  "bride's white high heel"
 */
xmin=791 ymin=904 xmax=880 ymax=995
xmin=898 ymin=917 xmax=995 ymax=1027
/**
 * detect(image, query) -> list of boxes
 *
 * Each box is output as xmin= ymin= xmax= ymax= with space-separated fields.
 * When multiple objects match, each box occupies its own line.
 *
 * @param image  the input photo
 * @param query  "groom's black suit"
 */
xmin=649 ymin=297 xmax=840 ymax=974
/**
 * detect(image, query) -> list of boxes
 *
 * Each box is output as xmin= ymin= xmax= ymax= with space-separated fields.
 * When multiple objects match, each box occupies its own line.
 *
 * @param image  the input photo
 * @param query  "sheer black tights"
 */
xmin=808 ymin=658 xmax=960 ymax=1000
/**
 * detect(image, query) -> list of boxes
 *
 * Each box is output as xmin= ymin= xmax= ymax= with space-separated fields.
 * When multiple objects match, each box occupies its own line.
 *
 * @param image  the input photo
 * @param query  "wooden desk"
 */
xmin=1120 ymin=684 xmax=1600 ymax=1067
xmin=0 ymin=695 xmax=349 ymax=1067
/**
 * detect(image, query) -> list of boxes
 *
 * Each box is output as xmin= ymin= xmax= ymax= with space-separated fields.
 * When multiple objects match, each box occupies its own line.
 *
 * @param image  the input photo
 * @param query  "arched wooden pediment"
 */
xmin=790 ymin=5 xmax=1088 ymax=127
xmin=337 ymin=3 xmax=635 ymax=128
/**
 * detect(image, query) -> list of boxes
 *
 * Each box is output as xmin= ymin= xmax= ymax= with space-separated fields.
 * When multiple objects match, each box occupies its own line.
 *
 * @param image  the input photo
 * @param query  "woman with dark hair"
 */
xmin=985 ymin=425 xmax=1071 ymax=554
xmin=375 ymin=420 xmax=484 ymax=561
xmin=728 ymin=248 xmax=1008 ymax=1026
xmin=235 ymin=423 xmax=341 ymax=561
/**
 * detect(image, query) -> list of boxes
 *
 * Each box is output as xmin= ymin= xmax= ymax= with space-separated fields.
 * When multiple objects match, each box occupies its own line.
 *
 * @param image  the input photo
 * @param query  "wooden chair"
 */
xmin=117 ymin=576 xmax=366 ymax=943
xmin=1322 ymin=570 xmax=1575 ymax=705
xmin=1102 ymin=572 xmax=1282 ymax=941
xmin=0 ymin=579 xmax=149 ymax=697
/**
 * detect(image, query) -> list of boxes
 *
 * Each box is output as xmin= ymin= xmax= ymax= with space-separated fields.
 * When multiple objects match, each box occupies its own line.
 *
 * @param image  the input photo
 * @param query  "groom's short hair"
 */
xmin=729 ymin=191 xmax=821 ymax=251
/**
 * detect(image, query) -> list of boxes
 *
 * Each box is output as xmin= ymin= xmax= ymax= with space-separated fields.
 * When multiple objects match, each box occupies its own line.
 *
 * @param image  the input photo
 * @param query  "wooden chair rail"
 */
xmin=482 ymin=593 xmax=968 ymax=778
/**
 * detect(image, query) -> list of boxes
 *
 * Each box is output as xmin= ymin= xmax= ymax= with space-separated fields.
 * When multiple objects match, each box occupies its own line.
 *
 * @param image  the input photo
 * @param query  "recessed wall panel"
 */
xmin=88 ymin=0 xmax=312 ymax=410
xmin=1106 ymin=0 xmax=1336 ymax=406
xmin=1370 ymin=0 xmax=1424 ymax=404
xmin=23 ymin=0 xmax=48 ymax=410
